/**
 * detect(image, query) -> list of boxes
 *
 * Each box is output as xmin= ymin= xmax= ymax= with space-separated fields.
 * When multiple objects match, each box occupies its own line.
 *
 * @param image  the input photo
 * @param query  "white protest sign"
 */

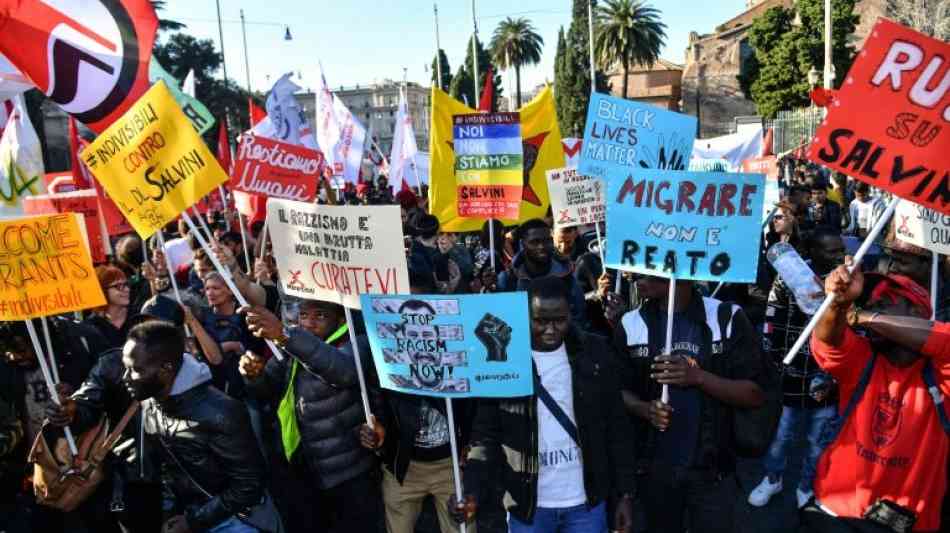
xmin=545 ymin=167 xmax=605 ymax=231
xmin=895 ymin=199 xmax=950 ymax=255
xmin=266 ymin=199 xmax=410 ymax=309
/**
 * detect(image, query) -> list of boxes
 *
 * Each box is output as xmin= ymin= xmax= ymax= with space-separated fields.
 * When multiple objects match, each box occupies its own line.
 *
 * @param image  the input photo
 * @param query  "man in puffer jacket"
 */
xmin=240 ymin=300 xmax=383 ymax=532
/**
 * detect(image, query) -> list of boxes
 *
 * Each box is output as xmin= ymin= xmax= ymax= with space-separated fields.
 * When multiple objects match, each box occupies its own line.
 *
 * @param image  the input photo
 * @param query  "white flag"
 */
xmin=331 ymin=95 xmax=366 ymax=185
xmin=252 ymin=72 xmax=318 ymax=150
xmin=388 ymin=88 xmax=419 ymax=191
xmin=183 ymin=69 xmax=196 ymax=98
xmin=0 ymin=95 xmax=44 ymax=215
xmin=314 ymin=63 xmax=342 ymax=174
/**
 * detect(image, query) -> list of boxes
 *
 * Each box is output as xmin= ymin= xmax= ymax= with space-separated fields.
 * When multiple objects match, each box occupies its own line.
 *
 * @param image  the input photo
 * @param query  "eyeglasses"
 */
xmin=772 ymin=214 xmax=786 ymax=221
xmin=108 ymin=282 xmax=130 ymax=291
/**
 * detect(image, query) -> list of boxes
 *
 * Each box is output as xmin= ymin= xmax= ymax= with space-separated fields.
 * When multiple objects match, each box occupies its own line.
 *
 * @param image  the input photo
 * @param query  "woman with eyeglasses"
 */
xmin=83 ymin=265 xmax=138 ymax=351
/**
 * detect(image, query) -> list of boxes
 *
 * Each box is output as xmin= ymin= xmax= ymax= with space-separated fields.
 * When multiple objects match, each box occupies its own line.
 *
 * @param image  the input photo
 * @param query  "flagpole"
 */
xmin=471 ymin=0 xmax=479 ymax=107
xmin=240 ymin=9 xmax=253 ymax=94
xmin=434 ymin=3 xmax=443 ymax=89
xmin=588 ymin=0 xmax=596 ymax=93
xmin=215 ymin=0 xmax=229 ymax=84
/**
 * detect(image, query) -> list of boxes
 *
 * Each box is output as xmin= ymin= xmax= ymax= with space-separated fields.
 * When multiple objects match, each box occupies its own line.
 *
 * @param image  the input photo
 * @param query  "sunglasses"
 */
xmin=772 ymin=214 xmax=786 ymax=221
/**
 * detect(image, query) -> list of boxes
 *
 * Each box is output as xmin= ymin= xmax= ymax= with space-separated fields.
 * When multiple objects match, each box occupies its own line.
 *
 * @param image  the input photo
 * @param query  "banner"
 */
xmin=149 ymin=59 xmax=214 ymax=135
xmin=0 ymin=213 xmax=106 ymax=320
xmin=81 ymin=81 xmax=229 ymax=239
xmin=430 ymin=86 xmax=564 ymax=231
xmin=579 ymin=92 xmax=696 ymax=179
xmin=23 ymin=190 xmax=108 ymax=263
xmin=266 ymin=199 xmax=410 ymax=309
xmin=741 ymin=155 xmax=780 ymax=220
xmin=332 ymin=94 xmax=367 ymax=184
xmin=692 ymin=126 xmax=764 ymax=169
xmin=390 ymin=89 xmax=420 ymax=191
xmin=605 ymin=169 xmax=766 ymax=283
xmin=230 ymin=134 xmax=323 ymax=203
xmin=313 ymin=64 xmax=342 ymax=172
xmin=0 ymin=95 xmax=44 ymax=216
xmin=895 ymin=200 xmax=950 ymax=255
xmin=807 ymin=18 xmax=949 ymax=214
xmin=453 ymin=112 xmax=523 ymax=219
xmin=93 ymin=180 xmax=134 ymax=236
xmin=545 ymin=167 xmax=605 ymax=230
xmin=252 ymin=73 xmax=318 ymax=150
xmin=360 ymin=292 xmax=532 ymax=398
xmin=0 ymin=0 xmax=158 ymax=133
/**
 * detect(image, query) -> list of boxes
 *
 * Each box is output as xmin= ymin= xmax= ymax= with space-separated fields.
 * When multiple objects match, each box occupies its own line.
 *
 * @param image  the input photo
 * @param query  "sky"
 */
xmin=163 ymin=0 xmax=749 ymax=96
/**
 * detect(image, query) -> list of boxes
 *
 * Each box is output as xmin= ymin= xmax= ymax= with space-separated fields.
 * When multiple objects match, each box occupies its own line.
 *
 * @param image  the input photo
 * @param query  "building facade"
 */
xmin=606 ymin=58 xmax=683 ymax=111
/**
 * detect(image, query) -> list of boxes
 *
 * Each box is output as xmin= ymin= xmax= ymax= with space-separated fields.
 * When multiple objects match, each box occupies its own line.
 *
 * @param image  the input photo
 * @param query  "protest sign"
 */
xmin=545 ymin=167 xmax=605 ymax=230
xmin=742 ymin=156 xmax=781 ymax=221
xmin=895 ymin=199 xmax=950 ymax=255
xmin=605 ymin=169 xmax=765 ymax=283
xmin=360 ymin=292 xmax=532 ymax=398
xmin=807 ymin=19 xmax=950 ymax=214
xmin=149 ymin=59 xmax=215 ymax=135
xmin=453 ymin=112 xmax=523 ymax=219
xmin=230 ymin=134 xmax=323 ymax=203
xmin=579 ymin=92 xmax=697 ymax=179
xmin=23 ymin=190 xmax=108 ymax=263
xmin=266 ymin=199 xmax=410 ymax=309
xmin=0 ymin=213 xmax=106 ymax=320
xmin=81 ymin=81 xmax=229 ymax=239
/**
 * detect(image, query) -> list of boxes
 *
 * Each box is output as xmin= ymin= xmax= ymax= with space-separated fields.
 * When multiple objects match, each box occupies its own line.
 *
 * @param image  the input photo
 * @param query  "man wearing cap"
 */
xmin=240 ymin=300 xmax=383 ymax=532
xmin=803 ymin=260 xmax=950 ymax=532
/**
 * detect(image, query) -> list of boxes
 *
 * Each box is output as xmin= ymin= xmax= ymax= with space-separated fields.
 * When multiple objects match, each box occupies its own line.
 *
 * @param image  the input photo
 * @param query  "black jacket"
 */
xmin=497 ymin=251 xmax=588 ymax=329
xmin=465 ymin=328 xmax=636 ymax=524
xmin=246 ymin=327 xmax=379 ymax=490
xmin=142 ymin=361 xmax=266 ymax=532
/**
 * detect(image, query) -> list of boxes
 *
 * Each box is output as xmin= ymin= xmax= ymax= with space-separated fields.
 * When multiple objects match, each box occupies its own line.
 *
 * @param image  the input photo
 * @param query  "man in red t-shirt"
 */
xmin=804 ymin=259 xmax=950 ymax=532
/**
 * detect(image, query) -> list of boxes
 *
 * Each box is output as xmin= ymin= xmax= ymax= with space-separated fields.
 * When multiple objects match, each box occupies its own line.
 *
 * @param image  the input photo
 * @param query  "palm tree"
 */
xmin=594 ymin=0 xmax=666 ymax=99
xmin=490 ymin=17 xmax=544 ymax=108
xmin=150 ymin=0 xmax=186 ymax=33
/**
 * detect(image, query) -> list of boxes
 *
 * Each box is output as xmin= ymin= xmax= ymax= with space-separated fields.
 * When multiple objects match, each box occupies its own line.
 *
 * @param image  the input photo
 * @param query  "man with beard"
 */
xmin=122 ymin=321 xmax=266 ymax=533
xmin=801 ymin=261 xmax=950 ymax=532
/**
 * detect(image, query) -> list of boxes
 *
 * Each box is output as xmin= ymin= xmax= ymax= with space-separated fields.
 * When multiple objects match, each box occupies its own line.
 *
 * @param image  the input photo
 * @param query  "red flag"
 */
xmin=0 ymin=0 xmax=158 ymax=133
xmin=249 ymin=98 xmax=267 ymax=127
xmin=478 ymin=66 xmax=494 ymax=112
xmin=67 ymin=118 xmax=90 ymax=189
xmin=217 ymin=119 xmax=232 ymax=173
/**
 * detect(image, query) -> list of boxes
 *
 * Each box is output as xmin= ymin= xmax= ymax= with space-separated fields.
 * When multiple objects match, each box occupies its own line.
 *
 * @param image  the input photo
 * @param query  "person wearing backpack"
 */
xmin=804 ymin=261 xmax=950 ymax=532
xmin=612 ymin=275 xmax=769 ymax=533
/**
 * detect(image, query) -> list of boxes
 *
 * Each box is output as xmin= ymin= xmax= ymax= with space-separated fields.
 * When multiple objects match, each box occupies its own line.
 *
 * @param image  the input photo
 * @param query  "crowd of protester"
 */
xmin=1 ymin=162 xmax=948 ymax=533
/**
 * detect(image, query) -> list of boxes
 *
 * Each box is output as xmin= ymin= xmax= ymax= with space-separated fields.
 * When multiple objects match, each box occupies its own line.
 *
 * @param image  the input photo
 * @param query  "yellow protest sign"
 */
xmin=82 ymin=80 xmax=229 ymax=239
xmin=0 ymin=213 xmax=105 ymax=320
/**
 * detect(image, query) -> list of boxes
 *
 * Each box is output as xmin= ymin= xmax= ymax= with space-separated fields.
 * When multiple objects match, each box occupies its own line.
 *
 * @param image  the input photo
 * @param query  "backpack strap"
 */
xmin=922 ymin=361 xmax=950 ymax=436
xmin=828 ymin=352 xmax=878 ymax=445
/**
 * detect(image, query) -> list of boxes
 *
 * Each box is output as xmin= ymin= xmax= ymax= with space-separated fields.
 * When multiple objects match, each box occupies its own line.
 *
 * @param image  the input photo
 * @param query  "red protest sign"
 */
xmin=807 ymin=18 xmax=950 ymax=213
xmin=230 ymin=134 xmax=323 ymax=203
xmin=23 ymin=190 xmax=108 ymax=263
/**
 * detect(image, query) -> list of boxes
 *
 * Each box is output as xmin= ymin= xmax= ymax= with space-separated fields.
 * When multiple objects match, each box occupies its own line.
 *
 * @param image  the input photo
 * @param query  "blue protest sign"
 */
xmin=605 ymin=169 xmax=766 ymax=283
xmin=579 ymin=92 xmax=697 ymax=179
xmin=360 ymin=292 xmax=533 ymax=398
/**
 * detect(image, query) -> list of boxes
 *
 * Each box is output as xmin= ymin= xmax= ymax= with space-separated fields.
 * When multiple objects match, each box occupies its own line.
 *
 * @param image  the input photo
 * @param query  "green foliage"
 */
xmin=556 ymin=0 xmax=611 ymax=137
xmin=150 ymin=1 xmax=186 ymax=33
xmin=430 ymin=49 xmax=452 ymax=92
xmin=742 ymin=0 xmax=858 ymax=118
xmin=449 ymin=36 xmax=502 ymax=110
xmin=490 ymin=17 xmax=544 ymax=107
xmin=593 ymin=0 xmax=666 ymax=98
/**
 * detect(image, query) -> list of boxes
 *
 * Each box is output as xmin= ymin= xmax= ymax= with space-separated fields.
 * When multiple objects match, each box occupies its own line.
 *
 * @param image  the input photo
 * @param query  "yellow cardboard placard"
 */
xmin=82 ymin=81 xmax=229 ymax=239
xmin=0 ymin=213 xmax=106 ymax=320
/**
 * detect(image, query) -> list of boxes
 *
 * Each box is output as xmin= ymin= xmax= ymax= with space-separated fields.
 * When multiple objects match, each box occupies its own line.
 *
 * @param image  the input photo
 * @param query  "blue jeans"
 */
xmin=509 ymin=503 xmax=606 ymax=533
xmin=762 ymin=405 xmax=836 ymax=491
xmin=208 ymin=516 xmax=259 ymax=532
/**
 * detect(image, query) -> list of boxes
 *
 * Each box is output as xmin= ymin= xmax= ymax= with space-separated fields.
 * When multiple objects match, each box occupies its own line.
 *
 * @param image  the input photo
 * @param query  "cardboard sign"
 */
xmin=579 ymin=92 xmax=697 ymax=179
xmin=230 ymin=134 xmax=323 ymax=203
xmin=605 ymin=169 xmax=766 ymax=282
xmin=360 ymin=292 xmax=532 ymax=398
xmin=453 ymin=112 xmax=523 ymax=219
xmin=895 ymin=199 xmax=950 ymax=254
xmin=807 ymin=19 xmax=950 ymax=214
xmin=545 ymin=167 xmax=605 ymax=230
xmin=0 ymin=213 xmax=106 ymax=320
xmin=22 ymin=190 xmax=109 ymax=263
xmin=267 ymin=199 xmax=410 ymax=309
xmin=742 ymin=156 xmax=781 ymax=221
xmin=81 ymin=81 xmax=229 ymax=239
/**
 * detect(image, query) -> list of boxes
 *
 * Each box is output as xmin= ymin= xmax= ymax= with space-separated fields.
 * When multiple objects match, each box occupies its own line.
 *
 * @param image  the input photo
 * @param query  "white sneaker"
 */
xmin=748 ymin=476 xmax=783 ymax=507
xmin=796 ymin=488 xmax=813 ymax=509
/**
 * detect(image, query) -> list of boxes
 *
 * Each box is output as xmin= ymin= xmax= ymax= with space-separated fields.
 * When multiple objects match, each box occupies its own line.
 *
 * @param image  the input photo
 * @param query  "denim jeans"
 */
xmin=508 ymin=502 xmax=606 ymax=533
xmin=762 ymin=405 xmax=837 ymax=492
xmin=208 ymin=516 xmax=259 ymax=533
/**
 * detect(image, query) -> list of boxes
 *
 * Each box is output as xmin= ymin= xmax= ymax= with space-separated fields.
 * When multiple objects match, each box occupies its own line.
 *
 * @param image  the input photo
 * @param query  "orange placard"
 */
xmin=0 ymin=213 xmax=106 ymax=320
xmin=807 ymin=18 xmax=949 ymax=213
xmin=23 ymin=190 xmax=109 ymax=263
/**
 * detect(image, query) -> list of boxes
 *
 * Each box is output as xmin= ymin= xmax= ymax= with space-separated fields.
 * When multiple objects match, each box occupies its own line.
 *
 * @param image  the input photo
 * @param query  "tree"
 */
xmin=741 ymin=0 xmax=858 ymax=118
xmin=490 ymin=17 xmax=544 ymax=108
xmin=556 ymin=0 xmax=611 ymax=137
xmin=150 ymin=1 xmax=186 ymax=33
xmin=554 ymin=27 xmax=568 ymax=127
xmin=430 ymin=49 xmax=452 ymax=91
xmin=886 ymin=0 xmax=950 ymax=40
xmin=593 ymin=0 xmax=666 ymax=99
xmin=449 ymin=35 xmax=502 ymax=110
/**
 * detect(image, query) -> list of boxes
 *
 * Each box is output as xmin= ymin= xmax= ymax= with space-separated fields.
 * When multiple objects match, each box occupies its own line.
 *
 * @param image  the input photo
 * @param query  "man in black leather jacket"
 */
xmin=122 ymin=320 xmax=266 ymax=533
